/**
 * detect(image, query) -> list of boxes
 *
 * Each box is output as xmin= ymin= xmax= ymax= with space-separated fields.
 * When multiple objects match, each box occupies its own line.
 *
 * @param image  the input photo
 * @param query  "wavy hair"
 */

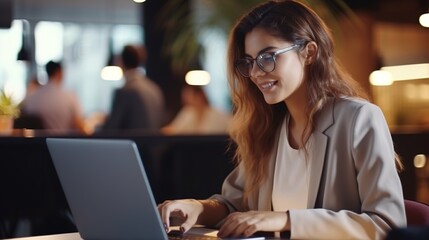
xmin=227 ymin=0 xmax=376 ymax=203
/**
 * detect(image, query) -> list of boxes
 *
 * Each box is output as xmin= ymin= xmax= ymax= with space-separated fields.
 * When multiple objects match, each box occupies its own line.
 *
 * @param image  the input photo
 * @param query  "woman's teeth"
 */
xmin=261 ymin=81 xmax=276 ymax=89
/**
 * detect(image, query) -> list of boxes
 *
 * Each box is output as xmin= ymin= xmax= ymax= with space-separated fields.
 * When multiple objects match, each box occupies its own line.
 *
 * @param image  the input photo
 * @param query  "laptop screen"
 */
xmin=46 ymin=138 xmax=168 ymax=240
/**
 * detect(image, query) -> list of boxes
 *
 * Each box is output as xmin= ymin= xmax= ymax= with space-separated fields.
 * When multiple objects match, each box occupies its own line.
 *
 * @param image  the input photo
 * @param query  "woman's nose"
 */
xmin=249 ymin=62 xmax=264 ymax=78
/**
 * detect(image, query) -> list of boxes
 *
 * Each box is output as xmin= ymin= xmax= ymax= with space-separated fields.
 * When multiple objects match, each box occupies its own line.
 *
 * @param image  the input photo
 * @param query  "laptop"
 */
xmin=46 ymin=138 xmax=225 ymax=240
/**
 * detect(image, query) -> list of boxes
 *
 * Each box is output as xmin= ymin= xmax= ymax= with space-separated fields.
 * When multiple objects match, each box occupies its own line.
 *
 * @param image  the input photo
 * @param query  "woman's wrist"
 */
xmin=193 ymin=199 xmax=205 ymax=214
xmin=195 ymin=199 xmax=228 ymax=226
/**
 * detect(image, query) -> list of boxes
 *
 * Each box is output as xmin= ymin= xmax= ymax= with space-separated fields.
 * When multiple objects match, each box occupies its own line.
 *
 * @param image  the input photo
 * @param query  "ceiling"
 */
xmin=13 ymin=0 xmax=142 ymax=25
xmin=347 ymin=0 xmax=429 ymax=24
xmin=378 ymin=0 xmax=428 ymax=24
xmin=9 ymin=0 xmax=429 ymax=26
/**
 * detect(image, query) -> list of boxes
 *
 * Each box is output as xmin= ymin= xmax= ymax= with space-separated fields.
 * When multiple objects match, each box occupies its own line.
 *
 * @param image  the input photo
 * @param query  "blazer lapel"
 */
xmin=307 ymin=99 xmax=335 ymax=208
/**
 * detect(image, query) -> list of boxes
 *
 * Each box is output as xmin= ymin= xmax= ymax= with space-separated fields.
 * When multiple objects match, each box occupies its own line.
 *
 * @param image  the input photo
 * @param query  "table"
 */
xmin=4 ymin=228 xmax=276 ymax=239
xmin=5 ymin=232 xmax=81 ymax=240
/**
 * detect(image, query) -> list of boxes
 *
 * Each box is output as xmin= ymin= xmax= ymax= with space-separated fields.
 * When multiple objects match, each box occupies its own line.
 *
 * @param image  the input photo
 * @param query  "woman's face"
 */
xmin=244 ymin=28 xmax=307 ymax=105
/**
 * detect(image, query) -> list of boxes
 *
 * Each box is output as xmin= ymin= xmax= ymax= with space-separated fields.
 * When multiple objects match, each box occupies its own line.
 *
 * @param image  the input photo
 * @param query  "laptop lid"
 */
xmin=46 ymin=138 xmax=168 ymax=240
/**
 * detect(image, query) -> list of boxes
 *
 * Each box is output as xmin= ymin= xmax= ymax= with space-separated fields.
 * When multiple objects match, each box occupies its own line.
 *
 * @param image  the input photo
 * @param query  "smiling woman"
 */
xmin=157 ymin=1 xmax=406 ymax=239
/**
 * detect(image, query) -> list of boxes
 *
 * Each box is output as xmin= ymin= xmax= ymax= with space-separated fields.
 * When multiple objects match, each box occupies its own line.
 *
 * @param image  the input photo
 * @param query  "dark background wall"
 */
xmin=142 ymin=0 xmax=188 ymax=122
xmin=0 ymin=0 xmax=12 ymax=28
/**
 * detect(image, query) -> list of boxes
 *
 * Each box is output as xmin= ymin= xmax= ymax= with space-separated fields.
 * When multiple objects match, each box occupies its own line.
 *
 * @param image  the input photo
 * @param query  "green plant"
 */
xmin=0 ymin=89 xmax=20 ymax=118
xmin=159 ymin=0 xmax=360 ymax=73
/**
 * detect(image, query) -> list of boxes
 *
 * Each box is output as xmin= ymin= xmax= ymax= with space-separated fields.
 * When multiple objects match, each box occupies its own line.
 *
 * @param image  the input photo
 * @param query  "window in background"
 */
xmin=0 ymin=20 xmax=27 ymax=103
xmin=35 ymin=22 xmax=63 ymax=70
xmin=199 ymin=28 xmax=231 ymax=112
xmin=32 ymin=22 xmax=143 ymax=118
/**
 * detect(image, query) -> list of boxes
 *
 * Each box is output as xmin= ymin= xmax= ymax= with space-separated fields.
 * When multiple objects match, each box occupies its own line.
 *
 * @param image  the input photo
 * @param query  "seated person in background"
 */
xmin=22 ymin=60 xmax=87 ymax=135
xmin=102 ymin=44 xmax=165 ymax=131
xmin=162 ymin=84 xmax=231 ymax=135
xmin=158 ymin=1 xmax=406 ymax=239
xmin=25 ymin=76 xmax=42 ymax=97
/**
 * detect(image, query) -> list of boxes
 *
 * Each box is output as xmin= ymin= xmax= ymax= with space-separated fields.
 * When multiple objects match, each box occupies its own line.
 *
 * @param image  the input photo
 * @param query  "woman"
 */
xmin=158 ymin=1 xmax=406 ymax=239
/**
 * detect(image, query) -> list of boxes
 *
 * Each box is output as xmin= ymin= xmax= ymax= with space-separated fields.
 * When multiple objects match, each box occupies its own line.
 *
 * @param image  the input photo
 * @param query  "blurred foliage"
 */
xmin=159 ymin=0 xmax=360 ymax=73
xmin=0 ymin=89 xmax=20 ymax=118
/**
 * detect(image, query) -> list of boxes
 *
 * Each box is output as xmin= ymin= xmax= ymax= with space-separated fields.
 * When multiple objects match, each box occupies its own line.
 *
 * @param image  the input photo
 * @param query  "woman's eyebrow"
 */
xmin=244 ymin=46 xmax=277 ymax=58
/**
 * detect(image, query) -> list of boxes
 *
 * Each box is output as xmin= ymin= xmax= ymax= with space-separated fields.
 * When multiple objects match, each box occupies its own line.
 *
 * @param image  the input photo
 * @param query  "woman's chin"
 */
xmin=263 ymin=95 xmax=283 ymax=105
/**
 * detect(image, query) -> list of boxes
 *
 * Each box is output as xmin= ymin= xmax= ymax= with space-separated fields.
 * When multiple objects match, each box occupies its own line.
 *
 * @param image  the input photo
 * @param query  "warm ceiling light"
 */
xmin=381 ymin=63 xmax=429 ymax=81
xmin=133 ymin=0 xmax=146 ymax=3
xmin=419 ymin=13 xmax=429 ymax=28
xmin=414 ymin=154 xmax=426 ymax=168
xmin=101 ymin=66 xmax=123 ymax=81
xmin=369 ymin=70 xmax=393 ymax=86
xmin=185 ymin=70 xmax=211 ymax=86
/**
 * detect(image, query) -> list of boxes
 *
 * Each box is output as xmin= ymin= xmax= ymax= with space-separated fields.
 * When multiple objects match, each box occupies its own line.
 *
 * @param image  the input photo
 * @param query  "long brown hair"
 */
xmin=226 ymin=0 xmax=383 ymax=203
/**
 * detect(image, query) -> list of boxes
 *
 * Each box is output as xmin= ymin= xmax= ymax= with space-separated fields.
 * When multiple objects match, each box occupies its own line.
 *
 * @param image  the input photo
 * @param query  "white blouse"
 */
xmin=272 ymin=117 xmax=312 ymax=211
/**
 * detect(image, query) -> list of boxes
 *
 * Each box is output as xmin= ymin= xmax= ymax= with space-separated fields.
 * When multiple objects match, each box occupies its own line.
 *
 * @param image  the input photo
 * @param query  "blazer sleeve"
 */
xmin=289 ymin=103 xmax=406 ymax=239
xmin=209 ymin=163 xmax=247 ymax=213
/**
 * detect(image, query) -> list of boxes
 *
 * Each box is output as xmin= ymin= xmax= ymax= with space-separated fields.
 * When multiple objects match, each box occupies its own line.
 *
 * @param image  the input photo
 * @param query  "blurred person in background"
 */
xmin=102 ymin=44 xmax=165 ymax=132
xmin=25 ymin=76 xmax=42 ymax=97
xmin=22 ymin=60 xmax=87 ymax=134
xmin=162 ymin=84 xmax=231 ymax=135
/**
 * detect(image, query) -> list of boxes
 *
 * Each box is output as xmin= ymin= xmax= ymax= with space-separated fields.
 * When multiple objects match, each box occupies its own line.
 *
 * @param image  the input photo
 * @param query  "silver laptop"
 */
xmin=46 ymin=138 xmax=227 ymax=240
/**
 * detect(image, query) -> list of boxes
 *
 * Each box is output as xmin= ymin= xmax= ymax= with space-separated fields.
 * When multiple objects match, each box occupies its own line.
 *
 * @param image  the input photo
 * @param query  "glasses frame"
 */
xmin=235 ymin=44 xmax=301 ymax=78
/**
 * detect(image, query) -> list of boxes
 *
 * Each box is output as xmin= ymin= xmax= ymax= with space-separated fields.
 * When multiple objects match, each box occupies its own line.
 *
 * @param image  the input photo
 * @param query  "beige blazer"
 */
xmin=211 ymin=98 xmax=406 ymax=239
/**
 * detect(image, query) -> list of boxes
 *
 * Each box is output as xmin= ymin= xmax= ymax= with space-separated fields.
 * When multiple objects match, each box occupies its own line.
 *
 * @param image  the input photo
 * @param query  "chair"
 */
xmin=404 ymin=199 xmax=429 ymax=226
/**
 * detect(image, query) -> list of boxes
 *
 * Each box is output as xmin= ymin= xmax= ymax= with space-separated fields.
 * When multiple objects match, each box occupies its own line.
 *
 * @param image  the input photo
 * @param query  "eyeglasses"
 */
xmin=235 ymin=44 xmax=300 ymax=78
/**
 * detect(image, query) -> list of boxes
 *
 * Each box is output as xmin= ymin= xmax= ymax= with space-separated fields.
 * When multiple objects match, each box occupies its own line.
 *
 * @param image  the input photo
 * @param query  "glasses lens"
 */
xmin=257 ymin=53 xmax=275 ymax=73
xmin=236 ymin=59 xmax=252 ymax=77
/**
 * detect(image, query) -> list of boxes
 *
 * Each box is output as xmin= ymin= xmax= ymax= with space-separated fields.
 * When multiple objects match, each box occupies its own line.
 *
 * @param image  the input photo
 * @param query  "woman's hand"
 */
xmin=217 ymin=211 xmax=290 ymax=238
xmin=157 ymin=199 xmax=204 ymax=233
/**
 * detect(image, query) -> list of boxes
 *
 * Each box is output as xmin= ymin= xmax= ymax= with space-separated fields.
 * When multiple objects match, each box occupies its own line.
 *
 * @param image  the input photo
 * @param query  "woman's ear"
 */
xmin=304 ymin=41 xmax=317 ymax=65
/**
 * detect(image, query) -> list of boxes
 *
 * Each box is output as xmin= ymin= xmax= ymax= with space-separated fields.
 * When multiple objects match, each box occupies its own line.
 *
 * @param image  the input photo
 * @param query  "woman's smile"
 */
xmin=259 ymin=80 xmax=278 ymax=90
